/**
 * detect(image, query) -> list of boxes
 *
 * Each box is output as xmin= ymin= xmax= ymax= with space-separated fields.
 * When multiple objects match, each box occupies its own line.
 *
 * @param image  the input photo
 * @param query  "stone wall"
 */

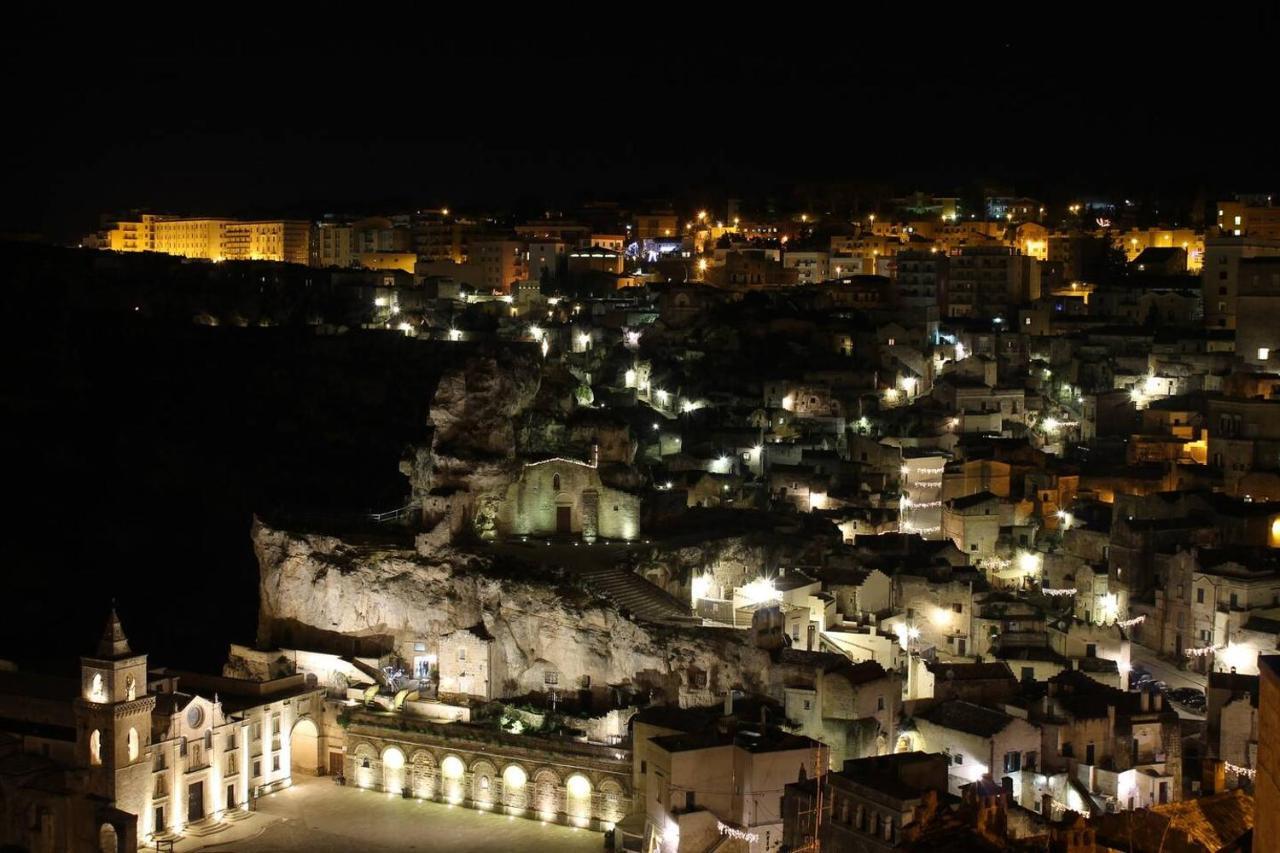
xmin=344 ymin=715 xmax=631 ymax=830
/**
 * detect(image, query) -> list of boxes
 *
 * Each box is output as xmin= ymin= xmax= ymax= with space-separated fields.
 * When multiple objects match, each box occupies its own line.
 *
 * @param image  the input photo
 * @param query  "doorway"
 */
xmin=556 ymin=505 xmax=571 ymax=534
xmin=330 ymin=751 xmax=345 ymax=776
xmin=227 ymin=784 xmax=236 ymax=810
xmin=290 ymin=717 xmax=320 ymax=775
xmin=188 ymin=781 xmax=204 ymax=822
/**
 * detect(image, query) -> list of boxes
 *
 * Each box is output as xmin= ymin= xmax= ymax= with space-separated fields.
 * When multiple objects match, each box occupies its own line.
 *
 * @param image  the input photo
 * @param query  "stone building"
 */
xmin=781 ymin=657 xmax=900 ymax=768
xmin=781 ymin=751 xmax=950 ymax=853
xmin=1206 ymin=671 xmax=1258 ymax=785
xmin=499 ymin=456 xmax=640 ymax=542
xmin=941 ymin=492 xmax=1002 ymax=559
xmin=891 ymin=568 xmax=980 ymax=659
xmin=436 ymin=624 xmax=506 ymax=702
xmin=1026 ymin=670 xmax=1182 ymax=815
xmin=640 ymin=725 xmax=824 ymax=853
xmin=0 ymin=611 xmax=325 ymax=852
xmin=910 ymin=700 xmax=1041 ymax=798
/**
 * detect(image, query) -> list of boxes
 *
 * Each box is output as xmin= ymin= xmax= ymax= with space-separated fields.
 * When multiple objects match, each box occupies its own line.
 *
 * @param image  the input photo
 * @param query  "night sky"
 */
xmin=3 ymin=12 xmax=1278 ymax=241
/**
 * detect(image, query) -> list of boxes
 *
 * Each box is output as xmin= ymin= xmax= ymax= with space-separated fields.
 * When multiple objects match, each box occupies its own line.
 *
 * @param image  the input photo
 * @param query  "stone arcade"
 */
xmin=342 ymin=713 xmax=631 ymax=830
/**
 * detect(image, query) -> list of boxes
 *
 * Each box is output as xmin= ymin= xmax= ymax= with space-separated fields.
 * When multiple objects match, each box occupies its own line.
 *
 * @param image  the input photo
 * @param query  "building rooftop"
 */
xmin=649 ymin=727 xmax=815 ymax=755
xmin=917 ymin=700 xmax=1015 ymax=738
xmin=925 ymin=661 xmax=1016 ymax=682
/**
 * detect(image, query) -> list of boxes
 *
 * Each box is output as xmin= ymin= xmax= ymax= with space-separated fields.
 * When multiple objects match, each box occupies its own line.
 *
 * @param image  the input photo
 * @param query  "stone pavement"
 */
xmin=191 ymin=775 xmax=606 ymax=852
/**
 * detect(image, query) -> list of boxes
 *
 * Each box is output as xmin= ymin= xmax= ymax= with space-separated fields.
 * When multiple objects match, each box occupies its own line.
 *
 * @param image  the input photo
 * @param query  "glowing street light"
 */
xmin=737 ymin=576 xmax=781 ymax=606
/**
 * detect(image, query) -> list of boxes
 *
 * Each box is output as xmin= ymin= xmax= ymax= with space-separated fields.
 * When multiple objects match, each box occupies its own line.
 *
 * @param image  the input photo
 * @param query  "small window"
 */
xmin=1196 ymin=588 xmax=1204 ymax=604
xmin=877 ymin=697 xmax=885 ymax=711
xmin=954 ymin=753 xmax=963 ymax=765
xmin=1260 ymin=348 xmax=1271 ymax=361
xmin=544 ymin=671 xmax=559 ymax=686
xmin=553 ymin=474 xmax=561 ymax=491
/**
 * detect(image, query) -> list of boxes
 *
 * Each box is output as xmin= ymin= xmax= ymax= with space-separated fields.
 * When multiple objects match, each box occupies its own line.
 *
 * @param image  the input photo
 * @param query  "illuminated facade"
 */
xmin=0 ymin=611 xmax=324 ymax=852
xmin=343 ymin=717 xmax=630 ymax=831
xmin=1218 ymin=200 xmax=1280 ymax=240
xmin=1115 ymin=227 xmax=1204 ymax=272
xmin=93 ymin=216 xmax=312 ymax=265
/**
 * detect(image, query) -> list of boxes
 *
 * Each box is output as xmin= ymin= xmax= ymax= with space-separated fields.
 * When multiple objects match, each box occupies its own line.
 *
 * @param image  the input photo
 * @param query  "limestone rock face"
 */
xmin=253 ymin=520 xmax=773 ymax=703
xmin=402 ymin=346 xmax=543 ymax=540
xmin=428 ymin=346 xmax=541 ymax=461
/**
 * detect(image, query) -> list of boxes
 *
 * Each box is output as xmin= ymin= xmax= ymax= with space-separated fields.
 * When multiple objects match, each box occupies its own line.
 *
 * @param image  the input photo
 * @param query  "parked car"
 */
xmin=1167 ymin=687 xmax=1206 ymax=711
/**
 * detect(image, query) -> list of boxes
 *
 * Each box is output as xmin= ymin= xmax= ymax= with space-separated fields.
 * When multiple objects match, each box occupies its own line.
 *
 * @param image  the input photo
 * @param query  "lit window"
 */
xmin=1260 ymin=348 xmax=1270 ymax=361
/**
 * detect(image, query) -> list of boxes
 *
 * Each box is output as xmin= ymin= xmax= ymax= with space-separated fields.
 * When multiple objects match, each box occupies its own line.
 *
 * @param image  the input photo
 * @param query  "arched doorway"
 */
xmin=290 ymin=718 xmax=321 ymax=776
xmin=565 ymin=774 xmax=592 ymax=823
xmin=382 ymin=747 xmax=406 ymax=794
xmin=440 ymin=755 xmax=465 ymax=803
xmin=98 ymin=823 xmax=119 ymax=853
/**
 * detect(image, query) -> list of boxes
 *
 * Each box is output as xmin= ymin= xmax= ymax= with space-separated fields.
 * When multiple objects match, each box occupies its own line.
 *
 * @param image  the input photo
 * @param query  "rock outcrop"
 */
xmin=401 ymin=344 xmax=543 ymax=541
xmin=253 ymin=519 xmax=773 ymax=703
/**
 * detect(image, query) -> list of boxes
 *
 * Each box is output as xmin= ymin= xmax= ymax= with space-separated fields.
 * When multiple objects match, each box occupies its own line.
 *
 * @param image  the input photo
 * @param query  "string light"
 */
xmin=717 ymin=822 xmax=759 ymax=843
xmin=1184 ymin=646 xmax=1219 ymax=658
xmin=1042 ymin=588 xmax=1077 ymax=597
xmin=1115 ymin=615 xmax=1145 ymax=629
xmin=1225 ymin=762 xmax=1256 ymax=779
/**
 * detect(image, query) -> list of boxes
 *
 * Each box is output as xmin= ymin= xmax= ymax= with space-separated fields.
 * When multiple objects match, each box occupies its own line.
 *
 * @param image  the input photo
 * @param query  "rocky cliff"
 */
xmin=400 ymin=343 xmax=543 ymax=541
xmin=253 ymin=519 xmax=774 ymax=703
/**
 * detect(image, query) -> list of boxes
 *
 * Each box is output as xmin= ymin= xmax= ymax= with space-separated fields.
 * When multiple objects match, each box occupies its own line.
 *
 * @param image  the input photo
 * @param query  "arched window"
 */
xmin=90 ymin=673 xmax=105 ymax=702
xmin=127 ymin=728 xmax=139 ymax=762
xmin=89 ymin=729 xmax=102 ymax=765
xmin=126 ymin=676 xmax=136 ymax=702
xmin=553 ymin=474 xmax=561 ymax=491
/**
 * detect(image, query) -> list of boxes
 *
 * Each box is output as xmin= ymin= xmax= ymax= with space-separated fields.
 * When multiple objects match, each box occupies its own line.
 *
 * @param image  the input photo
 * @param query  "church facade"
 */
xmin=0 ymin=611 xmax=325 ymax=852
xmin=498 ymin=456 xmax=641 ymax=542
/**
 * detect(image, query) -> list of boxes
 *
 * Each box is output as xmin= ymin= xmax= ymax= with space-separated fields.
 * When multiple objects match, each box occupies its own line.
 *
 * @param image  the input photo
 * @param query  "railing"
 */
xmin=369 ymin=502 xmax=418 ymax=523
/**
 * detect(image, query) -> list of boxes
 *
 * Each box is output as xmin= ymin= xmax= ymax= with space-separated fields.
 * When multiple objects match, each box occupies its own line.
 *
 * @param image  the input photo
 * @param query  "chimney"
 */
xmin=1153 ymin=692 xmax=1163 ymax=711
xmin=591 ymin=441 xmax=599 ymax=468
xmin=724 ymin=690 xmax=734 ymax=717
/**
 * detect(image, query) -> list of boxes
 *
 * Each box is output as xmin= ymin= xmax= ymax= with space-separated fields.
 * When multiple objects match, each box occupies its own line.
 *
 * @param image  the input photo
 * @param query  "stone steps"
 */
xmin=578 ymin=564 xmax=694 ymax=624
xmin=180 ymin=818 xmax=230 ymax=838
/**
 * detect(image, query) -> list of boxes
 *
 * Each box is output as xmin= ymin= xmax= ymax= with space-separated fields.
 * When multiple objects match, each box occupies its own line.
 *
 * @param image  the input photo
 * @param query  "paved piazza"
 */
xmin=195 ymin=775 xmax=605 ymax=853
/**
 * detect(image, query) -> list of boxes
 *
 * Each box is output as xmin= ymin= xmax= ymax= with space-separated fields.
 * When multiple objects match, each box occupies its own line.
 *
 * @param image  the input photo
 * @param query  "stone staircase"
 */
xmin=577 ymin=564 xmax=696 ymax=624
xmin=183 ymin=818 xmax=231 ymax=839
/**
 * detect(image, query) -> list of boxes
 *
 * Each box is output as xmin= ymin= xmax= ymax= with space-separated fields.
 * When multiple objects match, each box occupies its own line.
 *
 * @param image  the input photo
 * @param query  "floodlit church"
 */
xmin=0 ymin=610 xmax=325 ymax=852
xmin=498 ymin=452 xmax=641 ymax=542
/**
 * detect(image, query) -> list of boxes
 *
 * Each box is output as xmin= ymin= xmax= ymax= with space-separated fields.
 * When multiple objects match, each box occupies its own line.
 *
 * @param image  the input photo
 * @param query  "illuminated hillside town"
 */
xmin=6 ymin=19 xmax=1280 ymax=853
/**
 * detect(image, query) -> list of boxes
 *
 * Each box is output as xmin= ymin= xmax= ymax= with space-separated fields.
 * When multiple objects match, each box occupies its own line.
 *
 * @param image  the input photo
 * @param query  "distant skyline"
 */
xmin=5 ymin=12 xmax=1279 ymax=240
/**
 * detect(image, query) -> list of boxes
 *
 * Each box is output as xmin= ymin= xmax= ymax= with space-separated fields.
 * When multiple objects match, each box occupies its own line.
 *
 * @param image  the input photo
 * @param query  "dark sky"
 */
xmin=4 ymin=11 xmax=1278 ymax=240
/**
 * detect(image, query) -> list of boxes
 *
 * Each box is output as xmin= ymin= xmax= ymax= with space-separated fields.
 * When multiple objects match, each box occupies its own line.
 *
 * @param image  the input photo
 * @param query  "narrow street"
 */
xmin=1130 ymin=645 xmax=1206 ymax=720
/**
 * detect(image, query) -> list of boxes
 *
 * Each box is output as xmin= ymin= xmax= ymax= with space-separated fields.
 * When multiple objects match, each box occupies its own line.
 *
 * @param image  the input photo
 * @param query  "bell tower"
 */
xmin=74 ymin=608 xmax=157 ymax=823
